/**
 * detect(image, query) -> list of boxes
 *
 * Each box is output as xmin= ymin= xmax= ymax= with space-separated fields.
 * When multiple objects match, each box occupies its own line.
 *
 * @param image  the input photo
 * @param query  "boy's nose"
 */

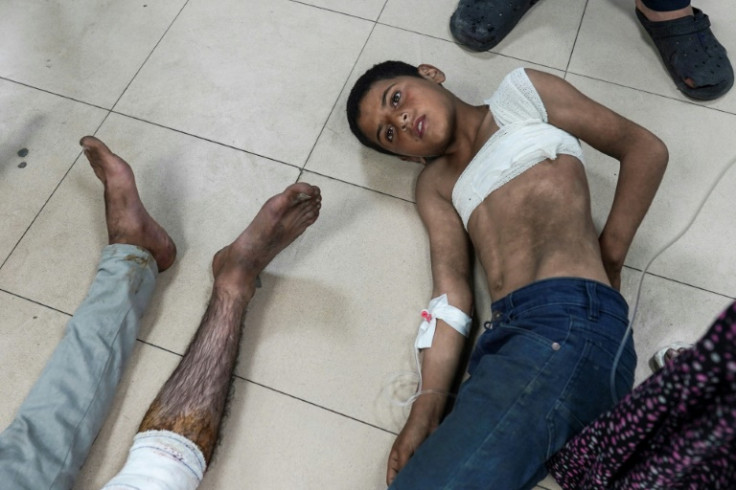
xmin=397 ymin=112 xmax=410 ymax=130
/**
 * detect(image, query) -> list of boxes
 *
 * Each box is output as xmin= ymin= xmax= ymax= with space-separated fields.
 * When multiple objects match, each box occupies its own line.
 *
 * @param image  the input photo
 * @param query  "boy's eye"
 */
xmin=386 ymin=126 xmax=394 ymax=142
xmin=391 ymin=91 xmax=401 ymax=107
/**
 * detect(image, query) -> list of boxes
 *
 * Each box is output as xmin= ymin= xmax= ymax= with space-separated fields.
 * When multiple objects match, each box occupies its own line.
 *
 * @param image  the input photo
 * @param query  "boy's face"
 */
xmin=356 ymin=68 xmax=456 ymax=159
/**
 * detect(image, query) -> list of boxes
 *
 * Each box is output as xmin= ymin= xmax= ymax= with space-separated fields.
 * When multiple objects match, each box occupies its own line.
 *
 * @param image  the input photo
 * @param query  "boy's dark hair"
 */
xmin=346 ymin=60 xmax=422 ymax=156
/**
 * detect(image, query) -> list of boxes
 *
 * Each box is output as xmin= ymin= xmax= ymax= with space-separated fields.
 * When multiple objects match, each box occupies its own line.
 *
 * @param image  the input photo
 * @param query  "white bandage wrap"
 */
xmin=414 ymin=294 xmax=472 ymax=349
xmin=102 ymin=430 xmax=206 ymax=490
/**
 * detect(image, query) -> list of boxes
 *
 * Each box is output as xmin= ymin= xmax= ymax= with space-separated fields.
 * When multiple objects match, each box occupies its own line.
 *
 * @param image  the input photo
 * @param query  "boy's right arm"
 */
xmin=387 ymin=170 xmax=473 ymax=485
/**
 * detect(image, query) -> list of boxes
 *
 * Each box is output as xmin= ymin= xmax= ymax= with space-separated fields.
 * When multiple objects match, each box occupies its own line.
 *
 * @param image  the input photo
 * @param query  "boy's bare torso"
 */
xmin=422 ymin=109 xmax=610 ymax=300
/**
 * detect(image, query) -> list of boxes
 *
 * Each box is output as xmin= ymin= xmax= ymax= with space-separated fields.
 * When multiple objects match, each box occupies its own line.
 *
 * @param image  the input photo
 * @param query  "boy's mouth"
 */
xmin=414 ymin=115 xmax=426 ymax=138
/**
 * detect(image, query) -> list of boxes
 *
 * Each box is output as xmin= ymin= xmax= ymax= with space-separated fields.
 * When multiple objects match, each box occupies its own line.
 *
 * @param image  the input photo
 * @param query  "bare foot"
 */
xmin=80 ymin=136 xmax=177 ymax=272
xmin=212 ymin=182 xmax=321 ymax=301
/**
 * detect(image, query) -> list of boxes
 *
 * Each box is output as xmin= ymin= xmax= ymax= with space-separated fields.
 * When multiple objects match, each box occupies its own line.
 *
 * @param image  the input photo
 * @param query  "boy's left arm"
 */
xmin=526 ymin=69 xmax=668 ymax=289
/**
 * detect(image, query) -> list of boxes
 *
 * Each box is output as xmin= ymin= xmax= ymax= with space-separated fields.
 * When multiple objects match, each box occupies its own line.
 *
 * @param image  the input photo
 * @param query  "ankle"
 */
xmin=636 ymin=1 xmax=694 ymax=22
xmin=213 ymin=277 xmax=256 ymax=305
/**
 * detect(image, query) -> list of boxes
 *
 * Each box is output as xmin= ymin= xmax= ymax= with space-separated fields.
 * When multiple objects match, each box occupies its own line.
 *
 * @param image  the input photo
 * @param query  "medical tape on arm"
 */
xmin=414 ymin=294 xmax=472 ymax=349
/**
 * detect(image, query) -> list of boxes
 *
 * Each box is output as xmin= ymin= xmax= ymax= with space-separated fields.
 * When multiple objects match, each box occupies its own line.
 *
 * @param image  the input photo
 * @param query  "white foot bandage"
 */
xmin=415 ymin=294 xmax=472 ymax=349
xmin=102 ymin=430 xmax=206 ymax=490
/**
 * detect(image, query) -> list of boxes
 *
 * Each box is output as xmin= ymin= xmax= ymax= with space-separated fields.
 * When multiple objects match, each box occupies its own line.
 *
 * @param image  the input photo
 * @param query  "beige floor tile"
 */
xmin=379 ymin=0 xmax=585 ymax=70
xmin=0 ymin=292 xmax=69 ymax=428
xmin=306 ymin=24 xmax=564 ymax=201
xmin=298 ymin=0 xmax=387 ymax=20
xmin=535 ymin=474 xmax=562 ymax=490
xmin=0 ymin=113 xmax=301 ymax=355
xmin=0 ymin=80 xmax=106 ymax=265
xmin=619 ymin=269 xmax=732 ymax=386
xmin=567 ymin=74 xmax=736 ymax=297
xmin=571 ymin=0 xmax=736 ymax=112
xmin=115 ymin=0 xmax=373 ymax=166
xmin=0 ymin=0 xmax=186 ymax=108
xmin=236 ymin=172 xmax=432 ymax=432
xmin=200 ymin=379 xmax=393 ymax=490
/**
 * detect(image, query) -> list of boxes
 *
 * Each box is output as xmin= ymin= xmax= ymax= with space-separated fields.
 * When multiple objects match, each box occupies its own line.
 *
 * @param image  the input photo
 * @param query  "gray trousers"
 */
xmin=0 ymin=245 xmax=157 ymax=490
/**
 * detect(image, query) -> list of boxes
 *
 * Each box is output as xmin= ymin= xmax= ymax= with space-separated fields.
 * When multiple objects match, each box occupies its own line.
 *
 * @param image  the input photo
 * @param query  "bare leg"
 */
xmin=0 ymin=138 xmax=177 ymax=489
xmin=80 ymin=136 xmax=176 ymax=271
xmin=137 ymin=182 xmax=321 ymax=463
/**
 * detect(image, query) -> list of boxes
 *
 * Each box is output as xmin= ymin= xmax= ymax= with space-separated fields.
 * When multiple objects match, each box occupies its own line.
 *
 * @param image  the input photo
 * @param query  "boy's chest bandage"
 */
xmin=451 ymin=68 xmax=584 ymax=229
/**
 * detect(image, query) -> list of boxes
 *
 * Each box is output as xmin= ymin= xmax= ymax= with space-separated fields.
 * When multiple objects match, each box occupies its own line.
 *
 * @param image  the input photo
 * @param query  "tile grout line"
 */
xmin=0 ymin=111 xmax=112 ymax=273
xmin=621 ymin=265 xmax=736 ymax=301
xmin=564 ymin=0 xmax=589 ymax=75
xmin=376 ymin=0 xmax=392 ymax=21
xmin=0 ymin=76 xmax=110 ymax=111
xmin=563 ymin=70 xmax=736 ymax=115
xmin=234 ymin=375 xmax=399 ymax=436
xmin=107 ymin=0 xmax=192 ymax=114
xmin=106 ymin=109 xmax=304 ymax=171
xmin=295 ymin=9 xmax=383 ymax=184
xmin=301 ymin=168 xmax=416 ymax=204
xmin=286 ymin=0 xmax=384 ymax=23
xmin=132 ymin=338 xmax=398 ymax=436
xmin=5 ymin=56 xmax=732 ymax=122
xmin=0 ymin=288 xmax=73 ymax=317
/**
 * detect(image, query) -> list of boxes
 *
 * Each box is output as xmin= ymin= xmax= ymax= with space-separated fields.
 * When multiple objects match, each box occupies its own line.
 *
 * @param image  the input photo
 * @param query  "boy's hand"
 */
xmin=599 ymin=233 xmax=626 ymax=291
xmin=602 ymin=259 xmax=622 ymax=291
xmin=386 ymin=416 xmax=435 ymax=485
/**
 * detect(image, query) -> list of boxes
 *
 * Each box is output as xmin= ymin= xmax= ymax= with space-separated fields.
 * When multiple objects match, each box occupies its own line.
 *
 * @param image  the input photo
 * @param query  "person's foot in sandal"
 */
xmin=649 ymin=341 xmax=692 ymax=372
xmin=450 ymin=0 xmax=541 ymax=52
xmin=635 ymin=0 xmax=734 ymax=101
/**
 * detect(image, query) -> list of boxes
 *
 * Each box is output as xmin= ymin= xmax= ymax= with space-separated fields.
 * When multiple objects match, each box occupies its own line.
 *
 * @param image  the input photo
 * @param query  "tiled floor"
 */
xmin=2 ymin=0 xmax=735 ymax=488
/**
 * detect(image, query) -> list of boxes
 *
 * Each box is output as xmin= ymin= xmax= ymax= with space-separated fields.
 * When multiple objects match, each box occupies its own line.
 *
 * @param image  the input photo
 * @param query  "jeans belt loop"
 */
xmin=586 ymin=281 xmax=600 ymax=321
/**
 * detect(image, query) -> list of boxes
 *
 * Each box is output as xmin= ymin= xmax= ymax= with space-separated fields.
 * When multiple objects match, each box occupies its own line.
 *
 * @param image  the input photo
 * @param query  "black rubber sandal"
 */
xmin=450 ymin=0 xmax=541 ymax=52
xmin=636 ymin=8 xmax=734 ymax=101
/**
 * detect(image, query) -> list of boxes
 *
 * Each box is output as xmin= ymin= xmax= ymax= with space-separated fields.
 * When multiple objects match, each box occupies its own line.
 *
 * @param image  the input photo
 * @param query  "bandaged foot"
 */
xmin=102 ymin=430 xmax=206 ymax=490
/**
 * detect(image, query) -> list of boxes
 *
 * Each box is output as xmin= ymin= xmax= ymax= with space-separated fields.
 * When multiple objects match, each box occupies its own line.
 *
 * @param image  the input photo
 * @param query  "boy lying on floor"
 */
xmin=346 ymin=62 xmax=667 ymax=489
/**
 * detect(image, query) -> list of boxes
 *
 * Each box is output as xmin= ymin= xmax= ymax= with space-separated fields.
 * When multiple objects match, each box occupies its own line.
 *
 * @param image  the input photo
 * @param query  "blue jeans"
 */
xmin=0 ymin=245 xmax=157 ymax=490
xmin=390 ymin=278 xmax=637 ymax=490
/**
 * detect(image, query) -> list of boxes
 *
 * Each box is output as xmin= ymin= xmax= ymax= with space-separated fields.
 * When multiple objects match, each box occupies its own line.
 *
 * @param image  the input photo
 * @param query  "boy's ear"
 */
xmin=400 ymin=155 xmax=428 ymax=165
xmin=417 ymin=64 xmax=446 ymax=84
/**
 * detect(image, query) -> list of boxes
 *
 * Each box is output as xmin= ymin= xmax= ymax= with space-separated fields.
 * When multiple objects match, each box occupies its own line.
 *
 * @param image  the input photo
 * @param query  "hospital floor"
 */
xmin=2 ymin=1 xmax=735 ymax=488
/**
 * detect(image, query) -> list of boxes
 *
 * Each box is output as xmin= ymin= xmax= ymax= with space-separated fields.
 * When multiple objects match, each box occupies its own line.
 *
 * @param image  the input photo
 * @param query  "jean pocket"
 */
xmin=469 ymin=322 xmax=564 ymax=375
xmin=546 ymin=399 xmax=587 ymax=459
xmin=546 ymin=340 xmax=628 ymax=456
xmin=499 ymin=315 xmax=572 ymax=349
